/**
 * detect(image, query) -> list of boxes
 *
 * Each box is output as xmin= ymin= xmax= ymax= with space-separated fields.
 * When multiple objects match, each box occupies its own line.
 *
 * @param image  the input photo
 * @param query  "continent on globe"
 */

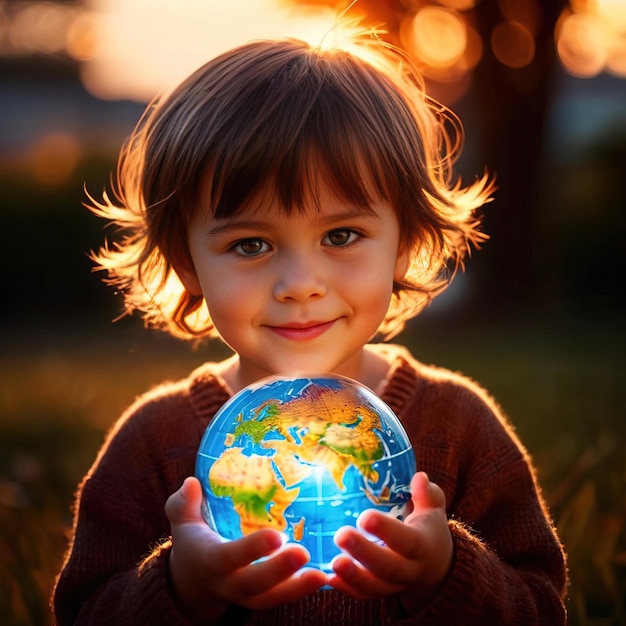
xmin=195 ymin=374 xmax=417 ymax=574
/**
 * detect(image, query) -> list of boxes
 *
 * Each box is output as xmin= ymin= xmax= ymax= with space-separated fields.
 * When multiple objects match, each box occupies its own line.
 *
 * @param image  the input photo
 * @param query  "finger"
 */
xmin=212 ymin=529 xmax=285 ymax=574
xmin=329 ymin=554 xmax=398 ymax=600
xmin=165 ymin=476 xmax=205 ymax=525
xmin=335 ymin=520 xmax=408 ymax=581
xmin=241 ymin=566 xmax=328 ymax=610
xmin=329 ymin=557 xmax=373 ymax=599
xmin=409 ymin=472 xmax=446 ymax=512
xmin=357 ymin=509 xmax=422 ymax=558
xmin=229 ymin=545 xmax=320 ymax=597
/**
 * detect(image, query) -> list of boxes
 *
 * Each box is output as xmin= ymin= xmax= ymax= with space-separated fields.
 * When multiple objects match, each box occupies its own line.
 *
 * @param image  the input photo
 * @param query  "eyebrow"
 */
xmin=206 ymin=207 xmax=381 ymax=236
xmin=207 ymin=220 xmax=270 ymax=236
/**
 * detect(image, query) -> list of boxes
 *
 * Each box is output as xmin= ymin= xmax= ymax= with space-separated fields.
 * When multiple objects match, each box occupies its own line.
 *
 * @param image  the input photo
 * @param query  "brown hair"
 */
xmin=90 ymin=31 xmax=493 ymax=341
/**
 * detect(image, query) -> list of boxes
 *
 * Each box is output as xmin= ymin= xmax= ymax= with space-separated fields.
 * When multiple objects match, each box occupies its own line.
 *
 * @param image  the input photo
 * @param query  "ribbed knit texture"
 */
xmin=52 ymin=344 xmax=568 ymax=625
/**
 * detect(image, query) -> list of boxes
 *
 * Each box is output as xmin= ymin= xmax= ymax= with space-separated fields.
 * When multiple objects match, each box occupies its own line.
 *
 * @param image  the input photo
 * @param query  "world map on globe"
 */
xmin=195 ymin=374 xmax=417 ymax=573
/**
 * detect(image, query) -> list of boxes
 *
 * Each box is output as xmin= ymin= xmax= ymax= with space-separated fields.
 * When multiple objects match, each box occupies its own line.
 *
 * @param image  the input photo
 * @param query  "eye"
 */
xmin=324 ymin=229 xmax=359 ymax=247
xmin=231 ymin=238 xmax=269 ymax=256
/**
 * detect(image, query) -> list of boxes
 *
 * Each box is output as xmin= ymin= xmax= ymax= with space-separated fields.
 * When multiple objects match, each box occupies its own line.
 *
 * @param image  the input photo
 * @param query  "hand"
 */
xmin=165 ymin=477 xmax=327 ymax=622
xmin=328 ymin=471 xmax=453 ymax=613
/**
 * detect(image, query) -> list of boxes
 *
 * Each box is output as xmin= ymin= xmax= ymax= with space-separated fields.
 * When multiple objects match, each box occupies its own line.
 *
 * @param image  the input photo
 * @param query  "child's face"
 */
xmin=179 ymin=183 xmax=408 ymax=388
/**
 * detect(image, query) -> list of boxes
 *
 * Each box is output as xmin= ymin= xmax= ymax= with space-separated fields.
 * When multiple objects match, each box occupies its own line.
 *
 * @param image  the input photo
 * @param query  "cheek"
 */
xmin=340 ymin=260 xmax=396 ymax=311
xmin=202 ymin=272 xmax=247 ymax=317
xmin=201 ymin=274 xmax=258 ymax=323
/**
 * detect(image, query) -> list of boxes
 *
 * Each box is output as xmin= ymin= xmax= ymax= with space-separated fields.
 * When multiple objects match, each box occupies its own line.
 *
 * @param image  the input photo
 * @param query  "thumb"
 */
xmin=410 ymin=471 xmax=446 ymax=511
xmin=165 ymin=476 xmax=205 ymax=526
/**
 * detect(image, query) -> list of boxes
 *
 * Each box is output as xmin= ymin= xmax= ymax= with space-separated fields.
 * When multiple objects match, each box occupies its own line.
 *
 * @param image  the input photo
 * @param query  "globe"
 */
xmin=195 ymin=373 xmax=417 ymax=574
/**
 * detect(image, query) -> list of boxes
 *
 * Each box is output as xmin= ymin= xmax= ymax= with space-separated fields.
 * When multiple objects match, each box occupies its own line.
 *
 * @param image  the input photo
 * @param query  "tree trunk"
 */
xmin=456 ymin=0 xmax=567 ymax=318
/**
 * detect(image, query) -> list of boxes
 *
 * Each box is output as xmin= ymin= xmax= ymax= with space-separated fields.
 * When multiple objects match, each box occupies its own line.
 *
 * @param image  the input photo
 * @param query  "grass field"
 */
xmin=1 ymin=315 xmax=624 ymax=625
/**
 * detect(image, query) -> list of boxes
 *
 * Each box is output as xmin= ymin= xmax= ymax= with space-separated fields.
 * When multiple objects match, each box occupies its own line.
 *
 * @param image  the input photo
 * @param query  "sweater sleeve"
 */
xmin=52 ymin=382 xmax=230 ymax=626
xmin=381 ymin=364 xmax=568 ymax=625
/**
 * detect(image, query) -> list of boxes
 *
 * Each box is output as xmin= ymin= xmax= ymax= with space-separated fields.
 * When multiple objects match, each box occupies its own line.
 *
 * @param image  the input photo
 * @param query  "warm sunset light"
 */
xmin=65 ymin=11 xmax=98 ymax=61
xmin=557 ymin=12 xmax=608 ymax=78
xmin=1 ymin=0 xmax=624 ymax=95
xmin=396 ymin=4 xmax=481 ymax=101
xmin=407 ymin=7 xmax=467 ymax=70
xmin=556 ymin=0 xmax=626 ymax=78
xmin=78 ymin=0 xmax=337 ymax=102
xmin=4 ymin=1 xmax=78 ymax=55
xmin=1 ymin=3 xmax=625 ymax=625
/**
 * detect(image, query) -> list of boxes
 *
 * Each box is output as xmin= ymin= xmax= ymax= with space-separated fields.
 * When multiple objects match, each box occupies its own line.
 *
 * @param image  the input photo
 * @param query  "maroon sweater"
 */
xmin=52 ymin=345 xmax=568 ymax=625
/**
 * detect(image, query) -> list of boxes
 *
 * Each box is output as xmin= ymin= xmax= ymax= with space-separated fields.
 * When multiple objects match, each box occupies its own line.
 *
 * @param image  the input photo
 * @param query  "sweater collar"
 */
xmin=187 ymin=344 xmax=418 ymax=423
xmin=188 ymin=367 xmax=232 ymax=424
xmin=370 ymin=343 xmax=419 ymax=417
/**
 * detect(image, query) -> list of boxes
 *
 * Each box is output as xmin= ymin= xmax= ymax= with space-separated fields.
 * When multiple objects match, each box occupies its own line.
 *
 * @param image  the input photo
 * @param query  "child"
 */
xmin=53 ymin=28 xmax=568 ymax=626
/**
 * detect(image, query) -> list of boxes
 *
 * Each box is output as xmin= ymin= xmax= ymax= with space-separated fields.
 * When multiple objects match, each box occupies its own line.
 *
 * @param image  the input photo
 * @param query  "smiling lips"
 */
xmin=267 ymin=320 xmax=336 ymax=341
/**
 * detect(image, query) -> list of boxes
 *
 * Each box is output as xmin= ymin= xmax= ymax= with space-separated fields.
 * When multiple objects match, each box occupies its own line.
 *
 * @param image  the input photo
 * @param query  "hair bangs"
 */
xmin=207 ymin=46 xmax=413 ymax=220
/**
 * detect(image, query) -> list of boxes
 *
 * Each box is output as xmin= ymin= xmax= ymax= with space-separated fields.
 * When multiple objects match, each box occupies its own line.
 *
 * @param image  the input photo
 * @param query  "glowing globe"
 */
xmin=195 ymin=373 xmax=417 ymax=574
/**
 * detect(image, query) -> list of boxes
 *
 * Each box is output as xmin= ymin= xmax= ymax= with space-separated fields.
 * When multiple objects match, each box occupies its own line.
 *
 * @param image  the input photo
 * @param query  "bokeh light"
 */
xmin=557 ymin=12 xmax=608 ymax=78
xmin=556 ymin=0 xmax=626 ymax=78
xmin=65 ymin=11 xmax=98 ymax=61
xmin=398 ymin=5 xmax=481 ymax=102
xmin=491 ymin=20 xmax=536 ymax=69
xmin=436 ymin=0 xmax=476 ymax=9
xmin=399 ymin=5 xmax=481 ymax=89
xmin=410 ymin=7 xmax=467 ymax=69
xmin=3 ymin=1 xmax=79 ymax=56
xmin=79 ymin=0 xmax=338 ymax=102
xmin=498 ymin=0 xmax=542 ymax=36
xmin=28 ymin=132 xmax=82 ymax=186
xmin=0 ymin=0 xmax=623 ymax=99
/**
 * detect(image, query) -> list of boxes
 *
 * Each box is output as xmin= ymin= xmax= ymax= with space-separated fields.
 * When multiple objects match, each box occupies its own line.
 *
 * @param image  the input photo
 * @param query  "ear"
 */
xmin=172 ymin=260 xmax=203 ymax=297
xmin=394 ymin=245 xmax=411 ymax=282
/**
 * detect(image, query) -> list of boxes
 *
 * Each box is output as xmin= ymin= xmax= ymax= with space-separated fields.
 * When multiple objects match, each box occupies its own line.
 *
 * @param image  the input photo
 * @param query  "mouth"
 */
xmin=266 ymin=320 xmax=336 ymax=341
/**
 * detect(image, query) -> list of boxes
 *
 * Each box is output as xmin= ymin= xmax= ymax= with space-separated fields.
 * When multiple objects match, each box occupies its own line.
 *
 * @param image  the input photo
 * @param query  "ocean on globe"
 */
xmin=195 ymin=373 xmax=417 ymax=574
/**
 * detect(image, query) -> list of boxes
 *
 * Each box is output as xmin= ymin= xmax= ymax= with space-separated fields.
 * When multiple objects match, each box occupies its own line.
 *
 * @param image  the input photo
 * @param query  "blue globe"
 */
xmin=195 ymin=373 xmax=417 ymax=574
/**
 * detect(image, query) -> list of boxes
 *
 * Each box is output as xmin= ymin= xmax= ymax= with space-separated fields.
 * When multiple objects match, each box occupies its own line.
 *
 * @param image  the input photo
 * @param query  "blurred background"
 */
xmin=0 ymin=0 xmax=624 ymax=624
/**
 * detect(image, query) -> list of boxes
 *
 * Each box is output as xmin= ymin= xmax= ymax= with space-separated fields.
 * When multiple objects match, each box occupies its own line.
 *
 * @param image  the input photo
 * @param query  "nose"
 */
xmin=273 ymin=252 xmax=327 ymax=302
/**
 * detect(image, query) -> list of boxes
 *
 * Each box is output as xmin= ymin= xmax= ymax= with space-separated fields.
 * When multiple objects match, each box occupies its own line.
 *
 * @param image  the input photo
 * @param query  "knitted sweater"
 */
xmin=52 ymin=344 xmax=568 ymax=625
